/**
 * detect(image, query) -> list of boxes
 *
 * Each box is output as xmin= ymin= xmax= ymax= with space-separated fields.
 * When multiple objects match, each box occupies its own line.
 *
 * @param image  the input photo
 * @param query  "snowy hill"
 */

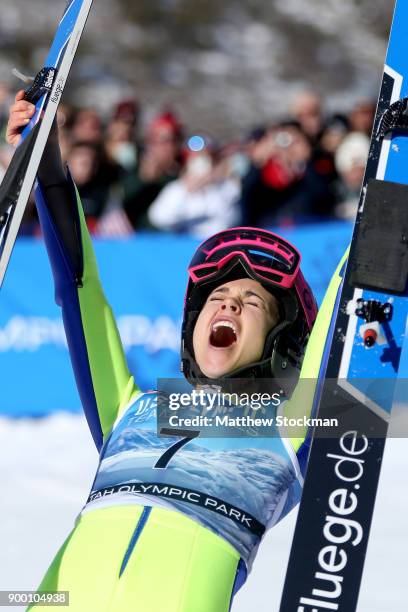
xmin=0 ymin=0 xmax=393 ymax=135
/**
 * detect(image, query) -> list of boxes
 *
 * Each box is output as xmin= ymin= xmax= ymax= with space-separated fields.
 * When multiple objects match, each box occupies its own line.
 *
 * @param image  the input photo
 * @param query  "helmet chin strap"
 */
xmin=181 ymin=317 xmax=301 ymax=398
xmin=182 ymin=346 xmax=299 ymax=398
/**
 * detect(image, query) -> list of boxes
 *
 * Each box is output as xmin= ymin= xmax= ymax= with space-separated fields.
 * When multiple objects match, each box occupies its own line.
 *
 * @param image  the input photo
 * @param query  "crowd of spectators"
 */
xmin=0 ymin=82 xmax=374 ymax=238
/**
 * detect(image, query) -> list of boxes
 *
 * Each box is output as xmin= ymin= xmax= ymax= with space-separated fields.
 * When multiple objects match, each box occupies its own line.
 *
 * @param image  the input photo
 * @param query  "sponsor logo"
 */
xmin=51 ymin=78 xmax=65 ymax=104
xmin=298 ymin=431 xmax=368 ymax=611
xmin=44 ymin=69 xmax=55 ymax=90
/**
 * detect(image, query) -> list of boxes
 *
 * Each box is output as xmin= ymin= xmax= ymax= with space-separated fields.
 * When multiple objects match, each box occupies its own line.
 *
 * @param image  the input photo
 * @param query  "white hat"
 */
xmin=335 ymin=132 xmax=370 ymax=175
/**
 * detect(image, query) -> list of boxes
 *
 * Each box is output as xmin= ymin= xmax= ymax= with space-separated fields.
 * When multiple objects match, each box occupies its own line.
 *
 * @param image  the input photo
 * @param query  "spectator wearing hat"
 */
xmin=334 ymin=131 xmax=370 ymax=220
xmin=121 ymin=111 xmax=183 ymax=230
xmin=105 ymin=99 xmax=139 ymax=171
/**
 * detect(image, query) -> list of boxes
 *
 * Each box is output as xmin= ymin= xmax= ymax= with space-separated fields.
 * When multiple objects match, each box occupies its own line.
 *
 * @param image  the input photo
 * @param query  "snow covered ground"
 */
xmin=0 ymin=414 xmax=406 ymax=611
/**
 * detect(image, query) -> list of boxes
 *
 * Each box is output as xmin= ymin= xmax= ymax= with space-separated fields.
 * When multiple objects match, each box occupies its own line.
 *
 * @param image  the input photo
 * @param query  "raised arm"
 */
xmin=284 ymin=250 xmax=348 ymax=459
xmin=7 ymin=93 xmax=140 ymax=450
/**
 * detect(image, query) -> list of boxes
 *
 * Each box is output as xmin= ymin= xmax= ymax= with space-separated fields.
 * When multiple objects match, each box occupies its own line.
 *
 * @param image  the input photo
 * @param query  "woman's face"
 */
xmin=192 ymin=278 xmax=280 ymax=379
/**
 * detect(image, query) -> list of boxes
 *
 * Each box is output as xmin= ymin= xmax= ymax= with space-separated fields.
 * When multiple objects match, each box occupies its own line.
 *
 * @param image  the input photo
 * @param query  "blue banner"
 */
xmin=0 ymin=222 xmax=364 ymax=416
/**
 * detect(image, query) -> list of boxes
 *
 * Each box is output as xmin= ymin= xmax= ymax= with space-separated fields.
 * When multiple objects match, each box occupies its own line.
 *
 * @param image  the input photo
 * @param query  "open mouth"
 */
xmin=209 ymin=320 xmax=237 ymax=348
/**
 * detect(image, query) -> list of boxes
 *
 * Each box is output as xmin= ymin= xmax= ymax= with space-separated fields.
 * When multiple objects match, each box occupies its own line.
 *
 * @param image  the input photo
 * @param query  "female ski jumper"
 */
xmin=29 ymin=158 xmax=345 ymax=611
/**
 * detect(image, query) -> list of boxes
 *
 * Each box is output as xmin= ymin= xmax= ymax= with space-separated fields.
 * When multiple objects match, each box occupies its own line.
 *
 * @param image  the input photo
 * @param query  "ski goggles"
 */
xmin=188 ymin=228 xmax=301 ymax=290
